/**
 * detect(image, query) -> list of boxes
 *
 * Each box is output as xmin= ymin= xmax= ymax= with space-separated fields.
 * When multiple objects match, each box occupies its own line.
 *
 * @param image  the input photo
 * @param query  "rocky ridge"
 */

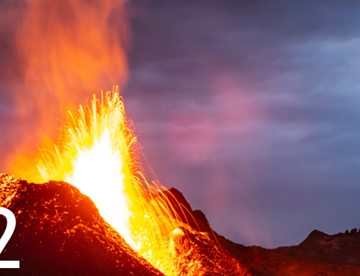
xmin=0 ymin=174 xmax=254 ymax=276
xmin=1 ymin=173 xmax=359 ymax=275
xmin=166 ymin=186 xmax=360 ymax=276
xmin=0 ymin=173 xmax=164 ymax=276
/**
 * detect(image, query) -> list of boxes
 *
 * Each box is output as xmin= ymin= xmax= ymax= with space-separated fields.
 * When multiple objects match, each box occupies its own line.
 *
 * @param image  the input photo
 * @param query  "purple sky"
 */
xmin=1 ymin=0 xmax=360 ymax=248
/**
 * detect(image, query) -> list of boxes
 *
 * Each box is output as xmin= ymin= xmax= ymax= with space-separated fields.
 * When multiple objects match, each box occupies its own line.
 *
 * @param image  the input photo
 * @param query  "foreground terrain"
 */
xmin=0 ymin=173 xmax=359 ymax=275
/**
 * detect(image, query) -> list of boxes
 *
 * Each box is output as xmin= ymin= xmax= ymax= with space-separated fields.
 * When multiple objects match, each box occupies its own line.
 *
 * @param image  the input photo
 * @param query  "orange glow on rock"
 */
xmin=24 ymin=89 xmax=199 ymax=275
xmin=4 ymin=2 xmax=247 ymax=274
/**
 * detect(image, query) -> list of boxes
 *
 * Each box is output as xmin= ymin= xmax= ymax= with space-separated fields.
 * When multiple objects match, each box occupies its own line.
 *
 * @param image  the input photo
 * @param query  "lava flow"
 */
xmin=25 ymin=87 xmax=199 ymax=275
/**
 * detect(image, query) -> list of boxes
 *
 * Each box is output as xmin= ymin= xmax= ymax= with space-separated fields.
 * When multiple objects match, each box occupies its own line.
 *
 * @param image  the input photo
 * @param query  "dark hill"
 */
xmin=166 ymin=187 xmax=360 ymax=276
xmin=0 ymin=173 xmax=163 ymax=276
xmin=0 ymin=174 xmax=255 ymax=276
xmin=275 ymin=229 xmax=360 ymax=266
xmin=3 ymin=173 xmax=358 ymax=275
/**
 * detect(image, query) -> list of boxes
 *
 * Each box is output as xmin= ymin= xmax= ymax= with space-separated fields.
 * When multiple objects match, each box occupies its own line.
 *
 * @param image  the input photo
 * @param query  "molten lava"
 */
xmin=29 ymin=87 xmax=195 ymax=275
xmin=4 ymin=1 xmax=248 ymax=274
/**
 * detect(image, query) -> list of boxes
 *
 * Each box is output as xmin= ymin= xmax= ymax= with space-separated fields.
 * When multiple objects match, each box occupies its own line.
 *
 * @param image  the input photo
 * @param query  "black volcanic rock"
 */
xmin=162 ymin=188 xmax=215 ymax=235
xmin=161 ymin=188 xmax=264 ymax=276
xmin=0 ymin=175 xmax=258 ymax=276
xmin=274 ymin=229 xmax=360 ymax=266
xmin=0 ymin=174 xmax=164 ymax=276
xmin=171 ymin=225 xmax=255 ymax=276
xmin=8 ymin=172 xmax=358 ymax=276
xmin=350 ymin=228 xmax=358 ymax=235
xmin=164 ymin=188 xmax=360 ymax=275
xmin=227 ymin=228 xmax=360 ymax=276
xmin=148 ymin=186 xmax=360 ymax=275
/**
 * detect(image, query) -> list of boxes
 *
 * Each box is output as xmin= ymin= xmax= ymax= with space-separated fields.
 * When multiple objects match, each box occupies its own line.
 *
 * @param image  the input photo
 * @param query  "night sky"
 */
xmin=1 ymin=0 xmax=360 ymax=248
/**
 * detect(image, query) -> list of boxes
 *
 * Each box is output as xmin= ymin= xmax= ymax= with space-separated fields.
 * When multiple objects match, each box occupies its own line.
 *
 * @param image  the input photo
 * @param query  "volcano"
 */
xmin=0 ymin=174 xmax=164 ymax=276
xmin=0 ymin=174 xmax=255 ymax=276
xmin=2 ymin=91 xmax=360 ymax=276
xmin=1 ymin=174 xmax=360 ymax=276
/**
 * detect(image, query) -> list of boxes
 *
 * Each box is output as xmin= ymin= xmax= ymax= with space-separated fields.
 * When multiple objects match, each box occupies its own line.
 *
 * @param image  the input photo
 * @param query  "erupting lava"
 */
xmin=5 ymin=1 xmax=245 ymax=274
xmin=27 ymin=87 xmax=196 ymax=275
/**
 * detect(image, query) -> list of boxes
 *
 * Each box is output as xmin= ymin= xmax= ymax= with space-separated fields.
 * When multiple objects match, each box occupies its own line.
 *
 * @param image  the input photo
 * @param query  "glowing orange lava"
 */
xmin=4 ymin=1 xmax=238 ymax=274
xmin=30 ymin=87 xmax=194 ymax=275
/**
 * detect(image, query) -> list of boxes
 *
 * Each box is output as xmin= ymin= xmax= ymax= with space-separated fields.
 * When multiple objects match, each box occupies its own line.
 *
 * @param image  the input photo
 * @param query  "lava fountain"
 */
xmin=5 ymin=1 xmax=221 ymax=274
xmin=26 ymin=87 xmax=196 ymax=275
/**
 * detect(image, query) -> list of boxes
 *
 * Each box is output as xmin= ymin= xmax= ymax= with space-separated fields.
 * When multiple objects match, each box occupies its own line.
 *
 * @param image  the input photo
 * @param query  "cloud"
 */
xmin=123 ymin=0 xmax=360 ymax=246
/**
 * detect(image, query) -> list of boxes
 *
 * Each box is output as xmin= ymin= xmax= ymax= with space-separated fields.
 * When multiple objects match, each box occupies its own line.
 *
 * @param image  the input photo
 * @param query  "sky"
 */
xmin=1 ymin=0 xmax=360 ymax=248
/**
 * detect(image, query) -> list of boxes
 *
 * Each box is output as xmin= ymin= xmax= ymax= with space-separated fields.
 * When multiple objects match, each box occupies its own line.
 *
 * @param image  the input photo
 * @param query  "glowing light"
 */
xmin=66 ymin=128 xmax=133 ymax=247
xmin=33 ymin=88 xmax=196 ymax=275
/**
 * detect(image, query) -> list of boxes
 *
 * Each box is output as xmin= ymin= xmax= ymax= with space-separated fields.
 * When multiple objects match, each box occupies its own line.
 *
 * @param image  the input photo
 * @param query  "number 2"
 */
xmin=0 ymin=207 xmax=19 ymax=268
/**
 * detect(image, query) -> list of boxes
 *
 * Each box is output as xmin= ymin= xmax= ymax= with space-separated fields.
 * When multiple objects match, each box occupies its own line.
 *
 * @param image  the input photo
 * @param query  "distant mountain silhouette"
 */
xmin=165 ymin=187 xmax=360 ymax=276
xmin=276 ymin=229 xmax=360 ymax=266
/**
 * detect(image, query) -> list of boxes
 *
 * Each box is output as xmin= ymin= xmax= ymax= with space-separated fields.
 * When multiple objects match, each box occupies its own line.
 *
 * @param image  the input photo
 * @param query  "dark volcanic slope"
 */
xmin=4 ymin=173 xmax=357 ymax=276
xmin=166 ymin=187 xmax=360 ymax=276
xmin=276 ymin=229 xmax=360 ymax=266
xmin=0 ymin=174 xmax=164 ymax=276
xmin=0 ymin=174 xmax=256 ymax=276
xmin=161 ymin=188 xmax=265 ymax=276
xmin=217 ymin=229 xmax=360 ymax=276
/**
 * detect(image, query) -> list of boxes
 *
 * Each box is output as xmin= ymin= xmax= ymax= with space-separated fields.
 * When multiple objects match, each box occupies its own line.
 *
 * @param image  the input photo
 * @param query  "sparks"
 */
xmin=33 ymin=87 xmax=194 ymax=275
